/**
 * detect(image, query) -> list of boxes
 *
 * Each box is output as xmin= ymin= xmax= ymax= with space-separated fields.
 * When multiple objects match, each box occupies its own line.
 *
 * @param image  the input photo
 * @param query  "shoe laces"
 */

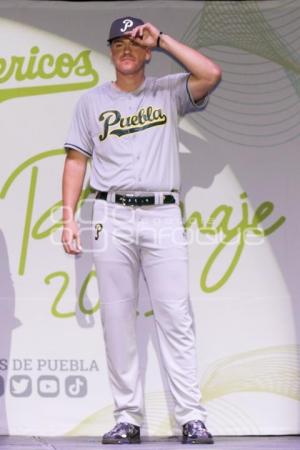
xmin=186 ymin=420 xmax=207 ymax=436
xmin=107 ymin=422 xmax=135 ymax=437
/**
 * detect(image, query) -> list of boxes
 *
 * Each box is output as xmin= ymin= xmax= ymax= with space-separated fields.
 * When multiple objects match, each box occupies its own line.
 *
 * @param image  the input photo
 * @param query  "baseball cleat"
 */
xmin=182 ymin=420 xmax=214 ymax=444
xmin=102 ymin=422 xmax=141 ymax=444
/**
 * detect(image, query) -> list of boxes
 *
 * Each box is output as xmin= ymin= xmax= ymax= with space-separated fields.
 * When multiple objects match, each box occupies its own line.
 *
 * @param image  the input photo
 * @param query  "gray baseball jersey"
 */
xmin=64 ymin=72 xmax=208 ymax=192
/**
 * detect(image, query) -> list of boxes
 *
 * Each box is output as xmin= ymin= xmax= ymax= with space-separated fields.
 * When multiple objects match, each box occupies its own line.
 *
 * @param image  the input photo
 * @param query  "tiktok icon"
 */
xmin=65 ymin=375 xmax=87 ymax=397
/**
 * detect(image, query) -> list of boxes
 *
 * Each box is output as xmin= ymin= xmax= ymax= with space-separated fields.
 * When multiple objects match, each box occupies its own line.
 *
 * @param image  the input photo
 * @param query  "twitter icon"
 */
xmin=10 ymin=375 xmax=32 ymax=397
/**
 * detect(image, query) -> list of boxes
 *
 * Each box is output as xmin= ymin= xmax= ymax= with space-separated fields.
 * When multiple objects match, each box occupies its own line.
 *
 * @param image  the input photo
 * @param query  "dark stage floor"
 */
xmin=0 ymin=436 xmax=300 ymax=450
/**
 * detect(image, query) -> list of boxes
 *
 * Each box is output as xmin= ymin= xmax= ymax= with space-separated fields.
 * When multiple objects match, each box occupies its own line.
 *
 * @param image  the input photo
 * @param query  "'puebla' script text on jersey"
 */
xmin=64 ymin=73 xmax=208 ymax=192
xmin=98 ymin=106 xmax=167 ymax=141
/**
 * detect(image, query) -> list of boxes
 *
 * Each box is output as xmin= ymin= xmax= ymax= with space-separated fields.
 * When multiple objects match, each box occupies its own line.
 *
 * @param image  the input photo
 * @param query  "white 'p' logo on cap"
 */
xmin=120 ymin=19 xmax=133 ymax=32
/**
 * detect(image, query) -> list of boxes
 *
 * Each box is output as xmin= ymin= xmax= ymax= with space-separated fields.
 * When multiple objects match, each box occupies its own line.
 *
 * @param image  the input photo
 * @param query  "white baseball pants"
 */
xmin=92 ymin=199 xmax=207 ymax=427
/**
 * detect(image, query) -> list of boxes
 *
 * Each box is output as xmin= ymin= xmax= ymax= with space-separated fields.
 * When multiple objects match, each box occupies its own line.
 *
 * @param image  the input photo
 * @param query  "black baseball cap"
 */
xmin=108 ymin=16 xmax=144 ymax=44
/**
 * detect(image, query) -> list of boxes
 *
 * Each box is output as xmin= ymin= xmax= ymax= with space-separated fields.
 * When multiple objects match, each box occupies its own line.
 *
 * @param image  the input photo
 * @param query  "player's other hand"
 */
xmin=62 ymin=220 xmax=82 ymax=255
xmin=127 ymin=22 xmax=161 ymax=48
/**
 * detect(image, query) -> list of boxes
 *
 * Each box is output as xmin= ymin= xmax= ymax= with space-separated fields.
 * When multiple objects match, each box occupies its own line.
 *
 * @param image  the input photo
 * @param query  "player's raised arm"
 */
xmin=61 ymin=149 xmax=88 ymax=255
xmin=128 ymin=22 xmax=222 ymax=103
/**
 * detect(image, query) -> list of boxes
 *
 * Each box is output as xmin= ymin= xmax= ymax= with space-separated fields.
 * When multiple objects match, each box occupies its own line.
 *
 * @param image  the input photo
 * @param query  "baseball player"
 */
xmin=62 ymin=17 xmax=221 ymax=445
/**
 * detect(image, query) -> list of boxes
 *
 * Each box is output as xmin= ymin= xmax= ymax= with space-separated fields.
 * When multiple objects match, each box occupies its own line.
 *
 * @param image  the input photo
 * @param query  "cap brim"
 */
xmin=107 ymin=34 xmax=131 ymax=44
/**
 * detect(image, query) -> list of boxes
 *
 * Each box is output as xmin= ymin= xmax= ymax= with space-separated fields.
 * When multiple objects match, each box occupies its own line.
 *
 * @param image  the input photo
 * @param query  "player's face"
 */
xmin=110 ymin=37 xmax=151 ymax=75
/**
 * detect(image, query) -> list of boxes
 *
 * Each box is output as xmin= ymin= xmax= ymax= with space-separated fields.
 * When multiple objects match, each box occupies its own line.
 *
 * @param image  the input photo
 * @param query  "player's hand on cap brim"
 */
xmin=126 ymin=23 xmax=160 ymax=48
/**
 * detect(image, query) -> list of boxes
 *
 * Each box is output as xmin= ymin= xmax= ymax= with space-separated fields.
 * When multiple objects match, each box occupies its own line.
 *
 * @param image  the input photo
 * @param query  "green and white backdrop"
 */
xmin=0 ymin=0 xmax=299 ymax=436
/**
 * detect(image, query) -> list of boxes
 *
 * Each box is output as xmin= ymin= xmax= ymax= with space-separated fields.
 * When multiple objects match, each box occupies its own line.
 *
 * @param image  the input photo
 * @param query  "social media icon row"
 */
xmin=0 ymin=375 xmax=87 ymax=397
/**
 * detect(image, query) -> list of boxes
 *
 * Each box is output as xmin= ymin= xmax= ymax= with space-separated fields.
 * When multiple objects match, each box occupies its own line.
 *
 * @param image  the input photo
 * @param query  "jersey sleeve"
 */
xmin=168 ymin=72 xmax=209 ymax=117
xmin=64 ymin=94 xmax=93 ymax=158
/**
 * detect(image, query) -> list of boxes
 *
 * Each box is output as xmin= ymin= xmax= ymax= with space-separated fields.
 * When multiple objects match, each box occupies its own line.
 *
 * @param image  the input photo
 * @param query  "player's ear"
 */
xmin=145 ymin=48 xmax=152 ymax=63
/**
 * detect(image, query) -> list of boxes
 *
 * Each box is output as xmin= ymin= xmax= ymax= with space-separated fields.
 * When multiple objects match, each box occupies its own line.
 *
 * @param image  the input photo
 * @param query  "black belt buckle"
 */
xmin=117 ymin=193 xmax=135 ymax=206
xmin=116 ymin=194 xmax=155 ymax=206
xmin=96 ymin=191 xmax=176 ymax=206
